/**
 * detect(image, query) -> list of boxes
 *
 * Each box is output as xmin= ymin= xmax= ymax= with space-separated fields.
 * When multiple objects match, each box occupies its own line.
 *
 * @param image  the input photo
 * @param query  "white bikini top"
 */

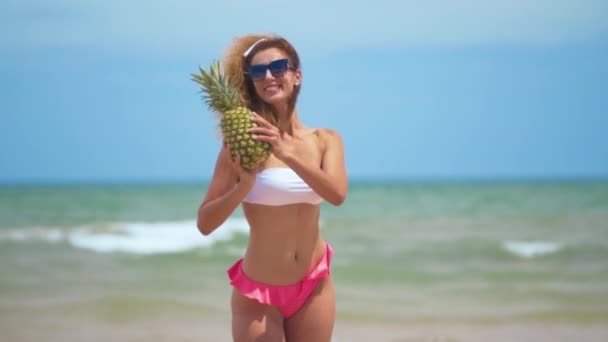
xmin=243 ymin=168 xmax=323 ymax=206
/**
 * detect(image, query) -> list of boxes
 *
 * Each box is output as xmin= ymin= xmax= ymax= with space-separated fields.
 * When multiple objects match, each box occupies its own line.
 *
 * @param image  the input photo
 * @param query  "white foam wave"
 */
xmin=69 ymin=219 xmax=249 ymax=254
xmin=0 ymin=218 xmax=250 ymax=255
xmin=503 ymin=240 xmax=562 ymax=258
xmin=0 ymin=227 xmax=64 ymax=241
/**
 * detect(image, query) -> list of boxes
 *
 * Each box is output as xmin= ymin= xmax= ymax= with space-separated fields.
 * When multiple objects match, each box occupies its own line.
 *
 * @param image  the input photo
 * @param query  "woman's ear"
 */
xmin=294 ymin=69 xmax=302 ymax=87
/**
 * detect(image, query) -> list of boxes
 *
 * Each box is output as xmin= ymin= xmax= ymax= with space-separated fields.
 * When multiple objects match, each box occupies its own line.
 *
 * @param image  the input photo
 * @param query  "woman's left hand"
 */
xmin=248 ymin=112 xmax=294 ymax=161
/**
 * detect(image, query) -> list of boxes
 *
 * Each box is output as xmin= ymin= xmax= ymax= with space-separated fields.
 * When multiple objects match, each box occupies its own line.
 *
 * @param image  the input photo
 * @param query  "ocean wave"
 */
xmin=502 ymin=240 xmax=562 ymax=258
xmin=0 ymin=218 xmax=250 ymax=255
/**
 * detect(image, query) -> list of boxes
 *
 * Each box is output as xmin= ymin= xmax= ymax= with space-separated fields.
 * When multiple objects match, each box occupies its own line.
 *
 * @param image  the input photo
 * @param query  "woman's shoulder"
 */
xmin=308 ymin=128 xmax=343 ymax=154
xmin=313 ymin=128 xmax=343 ymax=143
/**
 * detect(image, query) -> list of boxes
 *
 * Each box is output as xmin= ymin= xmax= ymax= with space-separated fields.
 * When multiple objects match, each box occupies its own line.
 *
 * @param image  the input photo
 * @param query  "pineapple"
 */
xmin=192 ymin=60 xmax=271 ymax=170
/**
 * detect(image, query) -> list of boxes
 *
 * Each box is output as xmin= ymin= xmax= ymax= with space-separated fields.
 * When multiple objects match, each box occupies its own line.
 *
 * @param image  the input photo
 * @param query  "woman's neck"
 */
xmin=275 ymin=109 xmax=302 ymax=135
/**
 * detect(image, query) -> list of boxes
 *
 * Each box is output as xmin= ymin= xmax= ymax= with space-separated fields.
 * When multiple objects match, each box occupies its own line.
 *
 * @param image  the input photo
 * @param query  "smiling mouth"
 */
xmin=264 ymin=84 xmax=281 ymax=92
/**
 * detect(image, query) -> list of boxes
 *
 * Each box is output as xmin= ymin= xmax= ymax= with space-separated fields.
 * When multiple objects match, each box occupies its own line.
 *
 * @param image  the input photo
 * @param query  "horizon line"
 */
xmin=1 ymin=174 xmax=607 ymax=187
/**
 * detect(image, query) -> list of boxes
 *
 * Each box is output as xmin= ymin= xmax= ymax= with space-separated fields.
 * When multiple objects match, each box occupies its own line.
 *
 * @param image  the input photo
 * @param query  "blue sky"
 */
xmin=1 ymin=0 xmax=607 ymax=183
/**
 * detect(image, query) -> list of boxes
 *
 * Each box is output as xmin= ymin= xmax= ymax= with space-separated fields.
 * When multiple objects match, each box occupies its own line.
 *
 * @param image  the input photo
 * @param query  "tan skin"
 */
xmin=197 ymin=47 xmax=348 ymax=342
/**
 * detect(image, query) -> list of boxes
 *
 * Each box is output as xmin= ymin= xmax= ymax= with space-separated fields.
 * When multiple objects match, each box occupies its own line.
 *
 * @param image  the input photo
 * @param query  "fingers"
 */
xmin=248 ymin=127 xmax=279 ymax=144
xmin=222 ymin=141 xmax=230 ymax=157
xmin=226 ymin=144 xmax=245 ymax=171
xmin=249 ymin=112 xmax=281 ymax=145
xmin=225 ymin=143 xmax=235 ymax=162
xmin=248 ymin=127 xmax=277 ymax=136
xmin=224 ymin=142 xmax=234 ymax=160
xmin=250 ymin=133 xmax=278 ymax=144
xmin=250 ymin=112 xmax=275 ymax=130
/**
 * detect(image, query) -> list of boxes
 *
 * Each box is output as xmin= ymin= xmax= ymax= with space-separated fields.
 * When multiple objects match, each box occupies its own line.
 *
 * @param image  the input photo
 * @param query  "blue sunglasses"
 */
xmin=246 ymin=59 xmax=293 ymax=81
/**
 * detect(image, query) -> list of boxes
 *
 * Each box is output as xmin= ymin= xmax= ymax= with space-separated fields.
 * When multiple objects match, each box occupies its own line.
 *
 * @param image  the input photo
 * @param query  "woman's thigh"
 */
xmin=284 ymin=275 xmax=336 ymax=342
xmin=231 ymin=289 xmax=285 ymax=342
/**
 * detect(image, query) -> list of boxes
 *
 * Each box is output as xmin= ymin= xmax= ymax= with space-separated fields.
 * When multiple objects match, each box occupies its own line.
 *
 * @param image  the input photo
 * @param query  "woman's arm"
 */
xmin=282 ymin=129 xmax=348 ymax=206
xmin=249 ymin=112 xmax=348 ymax=206
xmin=197 ymin=145 xmax=255 ymax=235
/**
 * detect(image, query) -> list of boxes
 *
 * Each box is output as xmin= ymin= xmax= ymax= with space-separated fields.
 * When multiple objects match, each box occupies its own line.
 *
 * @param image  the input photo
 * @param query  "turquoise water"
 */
xmin=1 ymin=181 xmax=608 ymax=326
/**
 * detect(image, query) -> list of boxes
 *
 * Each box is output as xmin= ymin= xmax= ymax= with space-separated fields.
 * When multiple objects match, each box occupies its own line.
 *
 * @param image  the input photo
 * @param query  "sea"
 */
xmin=1 ymin=180 xmax=607 ymax=340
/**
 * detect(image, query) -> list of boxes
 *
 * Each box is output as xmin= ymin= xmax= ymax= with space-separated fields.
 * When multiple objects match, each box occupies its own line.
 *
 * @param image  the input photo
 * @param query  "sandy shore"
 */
xmin=3 ymin=309 xmax=608 ymax=342
xmin=334 ymin=321 xmax=608 ymax=342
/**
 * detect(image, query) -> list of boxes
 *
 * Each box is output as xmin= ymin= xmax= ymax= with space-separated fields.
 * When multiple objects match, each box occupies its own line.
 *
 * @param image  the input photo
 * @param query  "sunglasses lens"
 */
xmin=248 ymin=65 xmax=267 ymax=80
xmin=268 ymin=59 xmax=289 ymax=77
xmin=247 ymin=59 xmax=291 ymax=80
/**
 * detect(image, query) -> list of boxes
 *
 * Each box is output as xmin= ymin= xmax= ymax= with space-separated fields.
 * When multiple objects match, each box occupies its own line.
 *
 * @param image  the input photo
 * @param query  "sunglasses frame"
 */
xmin=246 ymin=58 xmax=293 ymax=81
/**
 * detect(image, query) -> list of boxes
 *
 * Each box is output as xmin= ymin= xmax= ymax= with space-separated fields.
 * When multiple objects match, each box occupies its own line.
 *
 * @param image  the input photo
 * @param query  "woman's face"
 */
xmin=248 ymin=47 xmax=301 ymax=108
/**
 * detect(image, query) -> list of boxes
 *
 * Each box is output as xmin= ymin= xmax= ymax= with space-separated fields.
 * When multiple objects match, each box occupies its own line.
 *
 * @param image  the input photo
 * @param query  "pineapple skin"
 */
xmin=221 ymin=107 xmax=271 ymax=170
xmin=192 ymin=61 xmax=271 ymax=170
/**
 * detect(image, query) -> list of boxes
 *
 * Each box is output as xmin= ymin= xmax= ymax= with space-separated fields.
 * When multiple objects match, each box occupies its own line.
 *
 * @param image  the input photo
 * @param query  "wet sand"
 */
xmin=3 ymin=307 xmax=608 ymax=342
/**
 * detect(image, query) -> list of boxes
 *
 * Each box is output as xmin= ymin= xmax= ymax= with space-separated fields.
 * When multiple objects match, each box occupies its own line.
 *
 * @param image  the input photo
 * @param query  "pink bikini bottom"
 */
xmin=227 ymin=243 xmax=333 ymax=318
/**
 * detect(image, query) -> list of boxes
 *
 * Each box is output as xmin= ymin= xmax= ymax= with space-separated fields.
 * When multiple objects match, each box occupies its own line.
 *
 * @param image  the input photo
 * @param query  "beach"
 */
xmin=1 ymin=181 xmax=607 ymax=341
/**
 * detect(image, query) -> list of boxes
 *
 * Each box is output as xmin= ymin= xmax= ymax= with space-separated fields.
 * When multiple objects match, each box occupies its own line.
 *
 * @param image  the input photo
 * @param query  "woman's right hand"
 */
xmin=225 ymin=143 xmax=258 ymax=189
xmin=197 ymin=143 xmax=259 ymax=236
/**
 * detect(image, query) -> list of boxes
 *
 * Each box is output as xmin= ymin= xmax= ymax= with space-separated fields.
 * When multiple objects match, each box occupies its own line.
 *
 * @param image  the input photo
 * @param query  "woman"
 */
xmin=197 ymin=34 xmax=348 ymax=342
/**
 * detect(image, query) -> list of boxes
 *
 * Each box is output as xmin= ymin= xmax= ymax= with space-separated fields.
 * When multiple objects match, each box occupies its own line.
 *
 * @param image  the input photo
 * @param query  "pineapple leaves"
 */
xmin=191 ymin=60 xmax=241 ymax=115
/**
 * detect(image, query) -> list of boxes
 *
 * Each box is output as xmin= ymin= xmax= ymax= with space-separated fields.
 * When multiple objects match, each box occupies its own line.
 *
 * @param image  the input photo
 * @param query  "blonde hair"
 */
xmin=222 ymin=34 xmax=302 ymax=127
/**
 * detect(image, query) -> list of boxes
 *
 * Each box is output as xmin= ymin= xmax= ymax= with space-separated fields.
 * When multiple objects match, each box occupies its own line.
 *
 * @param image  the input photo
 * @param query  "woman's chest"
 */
xmin=264 ymin=131 xmax=323 ymax=168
